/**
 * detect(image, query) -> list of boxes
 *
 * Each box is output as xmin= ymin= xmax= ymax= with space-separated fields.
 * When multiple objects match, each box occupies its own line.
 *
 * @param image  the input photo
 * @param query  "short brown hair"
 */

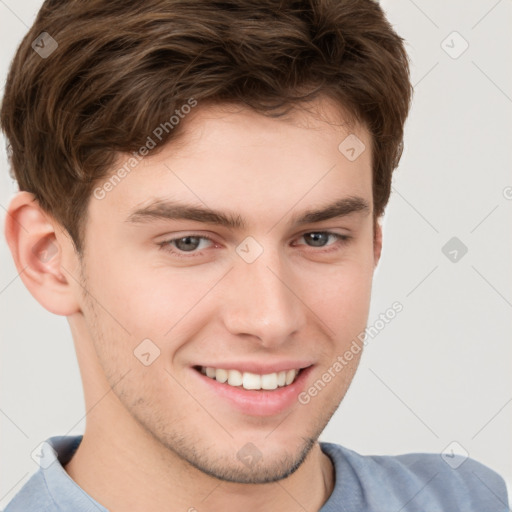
xmin=1 ymin=0 xmax=412 ymax=254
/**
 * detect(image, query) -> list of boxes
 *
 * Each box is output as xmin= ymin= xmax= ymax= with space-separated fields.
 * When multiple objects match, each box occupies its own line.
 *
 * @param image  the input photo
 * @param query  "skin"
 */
xmin=5 ymin=96 xmax=382 ymax=512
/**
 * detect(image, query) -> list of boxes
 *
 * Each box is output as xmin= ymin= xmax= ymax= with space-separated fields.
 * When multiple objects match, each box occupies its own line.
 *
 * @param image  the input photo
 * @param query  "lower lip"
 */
xmin=191 ymin=365 xmax=314 ymax=417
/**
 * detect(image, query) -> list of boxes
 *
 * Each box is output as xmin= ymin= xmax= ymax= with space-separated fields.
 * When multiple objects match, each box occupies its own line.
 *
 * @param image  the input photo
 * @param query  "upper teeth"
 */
xmin=200 ymin=367 xmax=300 ymax=390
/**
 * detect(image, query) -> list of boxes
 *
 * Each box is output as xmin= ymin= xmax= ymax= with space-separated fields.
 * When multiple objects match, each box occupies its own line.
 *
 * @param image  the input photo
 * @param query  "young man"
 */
xmin=1 ymin=0 xmax=509 ymax=510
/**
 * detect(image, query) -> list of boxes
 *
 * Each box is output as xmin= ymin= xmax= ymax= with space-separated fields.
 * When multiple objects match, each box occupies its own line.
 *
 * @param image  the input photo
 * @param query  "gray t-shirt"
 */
xmin=3 ymin=435 xmax=509 ymax=511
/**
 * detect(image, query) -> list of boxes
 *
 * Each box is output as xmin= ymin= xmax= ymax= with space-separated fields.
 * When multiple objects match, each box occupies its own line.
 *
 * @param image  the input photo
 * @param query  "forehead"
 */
xmin=167 ymin=98 xmax=368 ymax=160
xmin=89 ymin=98 xmax=373 ymax=227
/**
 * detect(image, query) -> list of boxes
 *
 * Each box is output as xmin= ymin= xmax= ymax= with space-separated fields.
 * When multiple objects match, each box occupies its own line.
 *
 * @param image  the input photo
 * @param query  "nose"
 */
xmin=221 ymin=246 xmax=305 ymax=347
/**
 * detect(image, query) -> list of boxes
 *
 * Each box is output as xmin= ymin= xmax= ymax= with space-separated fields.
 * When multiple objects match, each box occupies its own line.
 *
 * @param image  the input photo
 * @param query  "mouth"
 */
xmin=191 ymin=364 xmax=315 ymax=416
xmin=192 ymin=365 xmax=306 ymax=391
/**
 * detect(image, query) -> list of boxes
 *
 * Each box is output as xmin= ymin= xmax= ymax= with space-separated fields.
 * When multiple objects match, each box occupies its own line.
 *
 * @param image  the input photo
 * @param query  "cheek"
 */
xmin=83 ymin=245 xmax=205 ymax=338
xmin=299 ymin=254 xmax=374 ymax=337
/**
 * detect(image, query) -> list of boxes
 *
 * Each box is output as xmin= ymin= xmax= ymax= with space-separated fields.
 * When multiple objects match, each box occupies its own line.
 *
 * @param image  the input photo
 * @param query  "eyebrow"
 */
xmin=125 ymin=195 xmax=370 ymax=229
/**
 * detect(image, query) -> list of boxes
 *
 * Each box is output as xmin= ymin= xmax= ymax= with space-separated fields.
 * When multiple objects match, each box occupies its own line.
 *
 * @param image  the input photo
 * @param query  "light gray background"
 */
xmin=1 ymin=0 xmax=511 ymax=507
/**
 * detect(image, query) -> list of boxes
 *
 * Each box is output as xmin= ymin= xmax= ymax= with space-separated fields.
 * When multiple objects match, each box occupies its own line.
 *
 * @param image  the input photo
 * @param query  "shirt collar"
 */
xmin=41 ymin=435 xmax=109 ymax=511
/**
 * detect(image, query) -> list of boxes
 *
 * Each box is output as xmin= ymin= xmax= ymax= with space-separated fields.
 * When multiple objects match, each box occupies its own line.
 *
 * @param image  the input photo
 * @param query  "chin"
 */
xmin=185 ymin=436 xmax=316 ymax=484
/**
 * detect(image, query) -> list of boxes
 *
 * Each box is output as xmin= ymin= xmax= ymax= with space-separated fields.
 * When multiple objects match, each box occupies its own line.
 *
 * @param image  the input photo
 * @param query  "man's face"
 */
xmin=72 ymin=98 xmax=379 ymax=483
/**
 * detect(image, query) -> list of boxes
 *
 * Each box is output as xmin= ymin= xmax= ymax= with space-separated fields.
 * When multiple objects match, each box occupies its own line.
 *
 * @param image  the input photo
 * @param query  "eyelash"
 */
xmin=157 ymin=231 xmax=352 ymax=259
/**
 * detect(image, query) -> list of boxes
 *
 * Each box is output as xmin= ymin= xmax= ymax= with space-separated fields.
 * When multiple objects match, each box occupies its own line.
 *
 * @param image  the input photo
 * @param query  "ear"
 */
xmin=4 ymin=191 xmax=82 ymax=316
xmin=373 ymin=217 xmax=383 ymax=268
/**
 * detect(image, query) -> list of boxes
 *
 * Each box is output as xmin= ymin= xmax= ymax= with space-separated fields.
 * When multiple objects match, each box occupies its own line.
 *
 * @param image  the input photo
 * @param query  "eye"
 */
xmin=294 ymin=231 xmax=352 ymax=252
xmin=158 ymin=234 xmax=215 ymax=258
xmin=157 ymin=231 xmax=352 ymax=259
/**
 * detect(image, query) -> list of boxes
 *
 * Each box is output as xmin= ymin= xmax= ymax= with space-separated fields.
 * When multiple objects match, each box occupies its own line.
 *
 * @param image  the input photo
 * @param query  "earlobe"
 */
xmin=4 ymin=191 xmax=81 ymax=316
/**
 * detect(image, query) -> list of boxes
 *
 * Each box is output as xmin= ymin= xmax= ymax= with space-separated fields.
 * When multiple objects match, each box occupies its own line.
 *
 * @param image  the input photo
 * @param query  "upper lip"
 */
xmin=193 ymin=361 xmax=314 ymax=375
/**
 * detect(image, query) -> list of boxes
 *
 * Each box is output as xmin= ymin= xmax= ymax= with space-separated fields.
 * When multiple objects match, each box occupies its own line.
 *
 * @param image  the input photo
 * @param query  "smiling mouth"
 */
xmin=192 ymin=365 xmax=308 ymax=391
